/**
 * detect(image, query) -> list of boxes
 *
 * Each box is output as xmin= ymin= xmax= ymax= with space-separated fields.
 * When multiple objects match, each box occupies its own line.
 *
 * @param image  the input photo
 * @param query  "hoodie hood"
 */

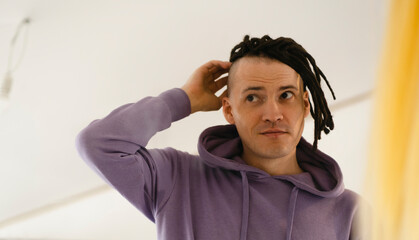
xmin=198 ymin=124 xmax=345 ymax=240
xmin=198 ymin=124 xmax=345 ymax=197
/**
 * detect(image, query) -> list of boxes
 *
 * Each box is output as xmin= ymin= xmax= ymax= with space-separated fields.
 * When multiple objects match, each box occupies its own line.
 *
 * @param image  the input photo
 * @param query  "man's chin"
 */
xmin=257 ymin=147 xmax=294 ymax=160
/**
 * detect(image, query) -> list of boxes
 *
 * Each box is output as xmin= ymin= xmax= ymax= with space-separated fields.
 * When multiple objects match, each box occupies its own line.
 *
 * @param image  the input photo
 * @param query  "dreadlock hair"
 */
xmin=229 ymin=35 xmax=336 ymax=151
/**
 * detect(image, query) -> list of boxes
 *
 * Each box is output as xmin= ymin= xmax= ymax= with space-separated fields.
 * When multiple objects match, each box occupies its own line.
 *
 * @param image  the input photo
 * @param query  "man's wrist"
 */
xmin=159 ymin=88 xmax=192 ymax=121
xmin=181 ymin=87 xmax=198 ymax=114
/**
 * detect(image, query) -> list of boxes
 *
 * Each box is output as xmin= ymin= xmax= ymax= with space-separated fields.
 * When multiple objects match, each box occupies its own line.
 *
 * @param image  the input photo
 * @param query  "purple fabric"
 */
xmin=75 ymin=88 xmax=367 ymax=240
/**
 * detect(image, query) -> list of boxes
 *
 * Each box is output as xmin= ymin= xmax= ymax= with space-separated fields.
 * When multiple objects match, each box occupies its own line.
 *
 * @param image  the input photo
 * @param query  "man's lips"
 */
xmin=260 ymin=129 xmax=287 ymax=137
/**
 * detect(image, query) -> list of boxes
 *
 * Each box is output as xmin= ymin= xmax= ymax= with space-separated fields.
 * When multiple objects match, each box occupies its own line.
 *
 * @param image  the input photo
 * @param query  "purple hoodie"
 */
xmin=75 ymin=88 xmax=367 ymax=240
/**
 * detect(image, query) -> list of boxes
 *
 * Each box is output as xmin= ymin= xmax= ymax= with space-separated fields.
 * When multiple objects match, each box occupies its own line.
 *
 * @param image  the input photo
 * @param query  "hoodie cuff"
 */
xmin=158 ymin=88 xmax=191 ymax=122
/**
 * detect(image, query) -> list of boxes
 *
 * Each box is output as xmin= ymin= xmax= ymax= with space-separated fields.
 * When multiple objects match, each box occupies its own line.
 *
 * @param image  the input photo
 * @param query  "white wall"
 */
xmin=0 ymin=0 xmax=388 ymax=239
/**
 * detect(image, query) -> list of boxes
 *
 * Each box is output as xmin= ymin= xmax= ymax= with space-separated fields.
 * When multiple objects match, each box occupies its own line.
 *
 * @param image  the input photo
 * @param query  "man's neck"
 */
xmin=241 ymin=149 xmax=304 ymax=176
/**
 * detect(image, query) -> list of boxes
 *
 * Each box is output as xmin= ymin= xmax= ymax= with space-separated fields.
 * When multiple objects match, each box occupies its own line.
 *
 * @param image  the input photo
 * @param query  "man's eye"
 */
xmin=246 ymin=95 xmax=258 ymax=102
xmin=280 ymin=92 xmax=293 ymax=99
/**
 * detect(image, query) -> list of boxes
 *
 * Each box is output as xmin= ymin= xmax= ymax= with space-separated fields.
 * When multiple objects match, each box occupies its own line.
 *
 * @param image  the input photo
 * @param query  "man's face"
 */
xmin=222 ymin=56 xmax=310 ymax=161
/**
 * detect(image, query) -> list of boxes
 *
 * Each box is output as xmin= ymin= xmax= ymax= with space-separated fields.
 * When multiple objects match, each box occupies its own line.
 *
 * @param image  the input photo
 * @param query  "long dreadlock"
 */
xmin=229 ymin=35 xmax=336 ymax=150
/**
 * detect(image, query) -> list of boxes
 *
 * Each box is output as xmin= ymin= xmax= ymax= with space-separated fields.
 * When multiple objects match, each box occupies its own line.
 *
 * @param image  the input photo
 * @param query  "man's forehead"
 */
xmin=229 ymin=56 xmax=301 ymax=89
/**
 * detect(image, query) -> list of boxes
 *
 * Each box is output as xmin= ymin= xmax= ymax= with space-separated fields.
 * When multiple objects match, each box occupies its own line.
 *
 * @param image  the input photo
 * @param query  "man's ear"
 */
xmin=222 ymin=97 xmax=235 ymax=124
xmin=303 ymin=91 xmax=310 ymax=118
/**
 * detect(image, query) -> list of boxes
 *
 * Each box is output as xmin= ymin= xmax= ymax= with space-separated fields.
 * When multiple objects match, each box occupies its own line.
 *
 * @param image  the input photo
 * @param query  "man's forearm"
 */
xmin=75 ymin=88 xmax=191 ymax=161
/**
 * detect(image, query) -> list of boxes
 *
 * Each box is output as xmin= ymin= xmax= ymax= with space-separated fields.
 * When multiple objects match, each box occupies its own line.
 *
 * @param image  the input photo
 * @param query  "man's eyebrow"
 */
xmin=279 ymin=85 xmax=299 ymax=91
xmin=242 ymin=85 xmax=299 ymax=94
xmin=242 ymin=86 xmax=264 ymax=93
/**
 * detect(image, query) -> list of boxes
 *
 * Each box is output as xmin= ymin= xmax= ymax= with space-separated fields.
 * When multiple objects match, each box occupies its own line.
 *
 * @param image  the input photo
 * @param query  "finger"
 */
xmin=208 ymin=64 xmax=231 ymax=75
xmin=217 ymin=89 xmax=228 ymax=100
xmin=210 ymin=68 xmax=229 ymax=82
xmin=205 ymin=60 xmax=231 ymax=72
xmin=210 ymin=76 xmax=228 ymax=92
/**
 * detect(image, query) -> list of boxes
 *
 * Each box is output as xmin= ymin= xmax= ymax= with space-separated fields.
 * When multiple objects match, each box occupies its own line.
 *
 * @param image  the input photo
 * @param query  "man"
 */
xmin=76 ymin=35 xmax=366 ymax=239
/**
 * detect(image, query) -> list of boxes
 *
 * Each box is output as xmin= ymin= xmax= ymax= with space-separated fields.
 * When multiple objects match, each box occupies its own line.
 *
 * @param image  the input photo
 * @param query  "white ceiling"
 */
xmin=0 ymin=0 xmax=389 ymax=239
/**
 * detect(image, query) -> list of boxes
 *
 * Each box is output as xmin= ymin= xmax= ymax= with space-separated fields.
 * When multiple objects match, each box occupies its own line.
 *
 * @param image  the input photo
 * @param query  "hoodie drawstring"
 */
xmin=240 ymin=171 xmax=299 ymax=240
xmin=286 ymin=186 xmax=299 ymax=240
xmin=239 ymin=171 xmax=300 ymax=240
xmin=240 ymin=171 xmax=249 ymax=240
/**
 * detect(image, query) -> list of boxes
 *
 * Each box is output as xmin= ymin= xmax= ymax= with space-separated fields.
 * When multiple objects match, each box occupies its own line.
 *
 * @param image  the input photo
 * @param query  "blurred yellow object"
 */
xmin=364 ymin=0 xmax=419 ymax=239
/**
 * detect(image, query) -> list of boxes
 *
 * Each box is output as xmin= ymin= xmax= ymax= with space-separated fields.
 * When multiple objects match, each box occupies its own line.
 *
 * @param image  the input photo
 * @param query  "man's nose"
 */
xmin=262 ymin=99 xmax=283 ymax=123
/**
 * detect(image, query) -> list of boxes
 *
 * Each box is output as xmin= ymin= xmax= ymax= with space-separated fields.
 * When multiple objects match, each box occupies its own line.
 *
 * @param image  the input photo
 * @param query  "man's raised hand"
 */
xmin=181 ymin=60 xmax=231 ymax=114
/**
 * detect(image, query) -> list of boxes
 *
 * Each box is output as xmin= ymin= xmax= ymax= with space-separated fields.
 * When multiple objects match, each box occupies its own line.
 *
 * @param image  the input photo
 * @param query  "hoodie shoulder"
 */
xmin=336 ymin=189 xmax=362 ymax=208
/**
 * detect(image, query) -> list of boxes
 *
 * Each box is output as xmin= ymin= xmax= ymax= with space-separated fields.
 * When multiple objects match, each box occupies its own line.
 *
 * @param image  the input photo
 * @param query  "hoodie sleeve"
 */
xmin=74 ymin=88 xmax=191 ymax=222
